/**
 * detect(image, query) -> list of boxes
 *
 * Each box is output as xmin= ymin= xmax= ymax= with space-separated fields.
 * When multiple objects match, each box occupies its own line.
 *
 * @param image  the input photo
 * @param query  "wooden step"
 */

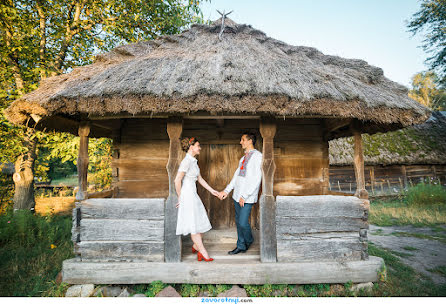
xmin=182 ymin=243 xmax=260 ymax=263
xmin=181 ymin=228 xmax=260 ymax=244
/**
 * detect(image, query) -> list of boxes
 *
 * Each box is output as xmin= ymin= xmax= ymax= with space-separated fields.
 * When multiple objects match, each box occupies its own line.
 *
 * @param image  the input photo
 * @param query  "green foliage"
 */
xmin=408 ymin=0 xmax=446 ymax=87
xmin=0 ymin=0 xmax=208 ymax=207
xmin=409 ymin=71 xmax=446 ymax=110
xmin=406 ymin=181 xmax=446 ymax=206
xmin=0 ymin=207 xmax=74 ymax=296
xmin=0 ymin=173 xmax=14 ymax=213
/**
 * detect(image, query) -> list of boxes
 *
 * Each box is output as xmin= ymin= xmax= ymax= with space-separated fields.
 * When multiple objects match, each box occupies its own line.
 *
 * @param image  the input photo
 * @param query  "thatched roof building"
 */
xmin=4 ymin=17 xmax=431 ymax=285
xmin=330 ymin=111 xmax=446 ymax=166
xmin=5 ymin=18 xmax=430 ymax=139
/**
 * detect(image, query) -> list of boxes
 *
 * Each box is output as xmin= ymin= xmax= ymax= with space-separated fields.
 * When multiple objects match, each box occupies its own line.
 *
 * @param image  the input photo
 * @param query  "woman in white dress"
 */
xmin=175 ymin=137 xmax=219 ymax=261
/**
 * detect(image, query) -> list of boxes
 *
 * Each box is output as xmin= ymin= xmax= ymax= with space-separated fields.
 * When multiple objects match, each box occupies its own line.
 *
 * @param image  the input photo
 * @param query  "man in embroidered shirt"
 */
xmin=218 ymin=132 xmax=262 ymax=254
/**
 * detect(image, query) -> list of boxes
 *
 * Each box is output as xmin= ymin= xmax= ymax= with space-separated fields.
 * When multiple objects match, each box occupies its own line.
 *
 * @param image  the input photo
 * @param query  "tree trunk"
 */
xmin=12 ymin=127 xmax=38 ymax=212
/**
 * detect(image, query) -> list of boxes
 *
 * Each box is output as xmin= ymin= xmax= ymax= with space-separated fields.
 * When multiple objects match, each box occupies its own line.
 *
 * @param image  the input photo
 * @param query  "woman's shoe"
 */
xmin=197 ymin=251 xmax=214 ymax=262
xmin=192 ymin=245 xmax=198 ymax=253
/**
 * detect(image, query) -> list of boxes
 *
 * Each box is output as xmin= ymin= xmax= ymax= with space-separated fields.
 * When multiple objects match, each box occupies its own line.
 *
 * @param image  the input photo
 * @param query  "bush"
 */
xmin=406 ymin=182 xmax=446 ymax=206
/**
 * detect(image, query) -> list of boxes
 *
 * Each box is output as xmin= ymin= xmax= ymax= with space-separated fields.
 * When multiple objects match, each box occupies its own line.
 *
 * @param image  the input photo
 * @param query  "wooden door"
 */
xmin=196 ymin=144 xmax=260 ymax=229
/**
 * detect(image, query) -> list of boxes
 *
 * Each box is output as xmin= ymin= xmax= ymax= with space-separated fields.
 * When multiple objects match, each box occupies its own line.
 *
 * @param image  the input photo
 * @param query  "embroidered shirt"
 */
xmin=224 ymin=149 xmax=262 ymax=204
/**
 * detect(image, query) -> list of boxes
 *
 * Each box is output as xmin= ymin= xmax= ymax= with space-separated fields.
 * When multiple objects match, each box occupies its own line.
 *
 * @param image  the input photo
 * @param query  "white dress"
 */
xmin=176 ymin=153 xmax=212 ymax=236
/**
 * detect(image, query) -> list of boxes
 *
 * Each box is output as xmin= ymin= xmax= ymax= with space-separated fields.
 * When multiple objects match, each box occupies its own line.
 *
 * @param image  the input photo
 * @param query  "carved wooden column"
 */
xmin=75 ymin=121 xmax=90 ymax=201
xmin=350 ymin=121 xmax=368 ymax=199
xmin=165 ymin=117 xmax=183 ymax=262
xmin=259 ymin=118 xmax=277 ymax=262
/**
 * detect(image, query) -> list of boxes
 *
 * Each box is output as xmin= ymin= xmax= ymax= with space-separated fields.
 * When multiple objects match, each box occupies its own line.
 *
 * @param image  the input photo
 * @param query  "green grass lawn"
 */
xmin=50 ymin=175 xmax=78 ymax=187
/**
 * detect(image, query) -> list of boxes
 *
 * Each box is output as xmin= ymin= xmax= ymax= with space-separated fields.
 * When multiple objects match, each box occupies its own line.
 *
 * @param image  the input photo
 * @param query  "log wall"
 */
xmin=110 ymin=118 xmax=329 ymax=229
xmin=275 ymin=195 xmax=369 ymax=262
xmin=71 ymin=198 xmax=165 ymax=262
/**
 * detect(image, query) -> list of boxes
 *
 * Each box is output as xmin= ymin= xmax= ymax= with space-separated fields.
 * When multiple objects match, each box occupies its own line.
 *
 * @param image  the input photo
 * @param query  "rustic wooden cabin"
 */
xmin=329 ymin=111 xmax=446 ymax=195
xmin=5 ymin=18 xmax=431 ymax=285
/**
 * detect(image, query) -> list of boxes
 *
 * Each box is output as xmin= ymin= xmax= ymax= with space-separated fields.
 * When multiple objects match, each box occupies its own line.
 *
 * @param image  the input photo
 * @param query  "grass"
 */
xmin=391 ymin=231 xmax=446 ymax=244
xmin=427 ymin=266 xmax=446 ymax=277
xmin=369 ymin=183 xmax=446 ymax=227
xmin=0 ymin=206 xmax=74 ymax=296
xmin=402 ymin=246 xmax=418 ymax=251
xmin=50 ymin=175 xmax=78 ymax=187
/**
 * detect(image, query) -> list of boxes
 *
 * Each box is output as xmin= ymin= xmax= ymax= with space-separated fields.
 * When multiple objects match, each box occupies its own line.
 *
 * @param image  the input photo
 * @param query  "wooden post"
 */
xmin=75 ymin=121 xmax=90 ymax=201
xmin=350 ymin=122 xmax=368 ymax=199
xmin=259 ymin=118 xmax=277 ymax=263
xmin=401 ymin=165 xmax=408 ymax=189
xmin=165 ymin=117 xmax=183 ymax=262
xmin=111 ymin=120 xmax=123 ymax=198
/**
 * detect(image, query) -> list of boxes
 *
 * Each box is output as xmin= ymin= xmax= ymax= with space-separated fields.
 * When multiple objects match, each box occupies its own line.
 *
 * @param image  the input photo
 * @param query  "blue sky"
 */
xmin=201 ymin=0 xmax=427 ymax=88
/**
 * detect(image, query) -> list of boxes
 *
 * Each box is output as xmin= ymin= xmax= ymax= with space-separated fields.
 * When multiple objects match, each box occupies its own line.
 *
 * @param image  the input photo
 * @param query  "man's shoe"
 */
xmin=245 ymin=242 xmax=253 ymax=250
xmin=228 ymin=247 xmax=246 ymax=254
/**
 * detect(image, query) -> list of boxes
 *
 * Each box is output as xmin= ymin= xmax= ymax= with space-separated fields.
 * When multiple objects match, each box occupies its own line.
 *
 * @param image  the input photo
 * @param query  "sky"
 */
xmin=201 ymin=0 xmax=428 ymax=88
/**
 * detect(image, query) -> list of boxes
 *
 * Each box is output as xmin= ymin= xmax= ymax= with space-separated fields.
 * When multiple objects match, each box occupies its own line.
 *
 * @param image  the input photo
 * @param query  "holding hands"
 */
xmin=217 ymin=191 xmax=228 ymax=200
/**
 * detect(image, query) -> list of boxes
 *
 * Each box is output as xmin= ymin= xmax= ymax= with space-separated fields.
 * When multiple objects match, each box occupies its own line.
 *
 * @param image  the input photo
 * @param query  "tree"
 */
xmin=408 ymin=0 xmax=446 ymax=87
xmin=0 ymin=0 xmax=207 ymax=211
xmin=409 ymin=71 xmax=446 ymax=110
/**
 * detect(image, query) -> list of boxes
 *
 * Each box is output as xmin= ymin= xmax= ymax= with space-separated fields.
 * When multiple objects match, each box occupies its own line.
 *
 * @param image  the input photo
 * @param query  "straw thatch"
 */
xmin=5 ymin=17 xmax=431 ymax=137
xmin=329 ymin=111 xmax=446 ymax=165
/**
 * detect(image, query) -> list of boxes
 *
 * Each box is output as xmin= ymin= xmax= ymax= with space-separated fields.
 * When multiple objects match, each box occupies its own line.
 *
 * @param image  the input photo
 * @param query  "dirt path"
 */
xmin=369 ymin=224 xmax=446 ymax=285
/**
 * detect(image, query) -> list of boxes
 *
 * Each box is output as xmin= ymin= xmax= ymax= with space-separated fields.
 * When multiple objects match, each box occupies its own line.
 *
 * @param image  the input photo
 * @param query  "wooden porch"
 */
xmin=63 ymin=224 xmax=382 ymax=285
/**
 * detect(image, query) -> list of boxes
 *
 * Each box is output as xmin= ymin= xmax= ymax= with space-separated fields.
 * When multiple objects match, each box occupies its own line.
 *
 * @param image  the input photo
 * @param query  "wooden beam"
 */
xmin=62 ymin=256 xmax=384 ymax=284
xmin=350 ymin=122 xmax=368 ymax=199
xmin=323 ymin=118 xmax=352 ymax=140
xmin=259 ymin=118 xmax=277 ymax=262
xmin=165 ymin=117 xmax=183 ymax=262
xmin=75 ymin=121 xmax=90 ymax=201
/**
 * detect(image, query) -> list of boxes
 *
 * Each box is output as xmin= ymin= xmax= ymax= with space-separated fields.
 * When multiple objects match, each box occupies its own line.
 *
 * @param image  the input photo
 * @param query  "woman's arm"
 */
xmin=198 ymin=175 xmax=219 ymax=196
xmin=174 ymin=171 xmax=185 ymax=198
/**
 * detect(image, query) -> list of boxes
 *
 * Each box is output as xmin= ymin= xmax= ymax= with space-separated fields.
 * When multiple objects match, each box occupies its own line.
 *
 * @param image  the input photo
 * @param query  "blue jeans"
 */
xmin=233 ymin=199 xmax=254 ymax=250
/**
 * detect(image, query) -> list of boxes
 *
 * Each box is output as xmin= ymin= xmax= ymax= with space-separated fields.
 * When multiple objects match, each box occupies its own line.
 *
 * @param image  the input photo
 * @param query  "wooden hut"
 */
xmin=329 ymin=111 xmax=446 ymax=195
xmin=5 ymin=18 xmax=431 ymax=285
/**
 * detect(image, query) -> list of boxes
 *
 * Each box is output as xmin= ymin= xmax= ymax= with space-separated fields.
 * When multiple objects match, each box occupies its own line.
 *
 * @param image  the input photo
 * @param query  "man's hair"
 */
xmin=242 ymin=131 xmax=256 ymax=146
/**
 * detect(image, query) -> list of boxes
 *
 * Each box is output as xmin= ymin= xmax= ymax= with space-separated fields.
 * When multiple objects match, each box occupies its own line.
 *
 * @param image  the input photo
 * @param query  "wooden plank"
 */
xmin=118 ymin=141 xmax=169 ymax=159
xmin=116 ymin=180 xmax=169 ymax=198
xmin=276 ymin=216 xmax=368 ymax=234
xmin=81 ymin=198 xmax=164 ymax=219
xmin=62 ymin=256 xmax=384 ymax=284
xmin=277 ymin=238 xmax=366 ymax=262
xmin=80 ymin=219 xmax=164 ymax=241
xmin=276 ymin=195 xmax=368 ymax=218
xmin=78 ymin=241 xmax=164 ymax=262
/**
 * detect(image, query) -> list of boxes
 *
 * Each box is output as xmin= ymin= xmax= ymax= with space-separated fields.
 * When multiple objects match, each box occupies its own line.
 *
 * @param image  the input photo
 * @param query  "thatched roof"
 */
xmin=5 ymin=17 xmax=431 ymax=137
xmin=329 ymin=111 xmax=446 ymax=165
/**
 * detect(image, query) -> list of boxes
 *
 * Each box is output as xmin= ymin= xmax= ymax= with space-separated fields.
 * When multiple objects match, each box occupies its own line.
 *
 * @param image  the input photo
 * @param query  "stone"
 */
xmin=93 ymin=286 xmax=123 ymax=297
xmin=65 ymin=284 xmax=95 ymax=297
xmin=133 ymin=294 xmax=147 ymax=297
xmin=118 ymin=288 xmax=131 ymax=297
xmin=217 ymin=285 xmax=247 ymax=297
xmin=198 ymin=291 xmax=209 ymax=297
xmin=350 ymin=282 xmax=374 ymax=293
xmin=155 ymin=286 xmax=181 ymax=297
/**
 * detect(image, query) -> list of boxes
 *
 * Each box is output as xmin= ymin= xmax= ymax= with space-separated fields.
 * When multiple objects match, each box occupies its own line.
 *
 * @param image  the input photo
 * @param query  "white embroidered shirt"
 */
xmin=224 ymin=149 xmax=262 ymax=204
